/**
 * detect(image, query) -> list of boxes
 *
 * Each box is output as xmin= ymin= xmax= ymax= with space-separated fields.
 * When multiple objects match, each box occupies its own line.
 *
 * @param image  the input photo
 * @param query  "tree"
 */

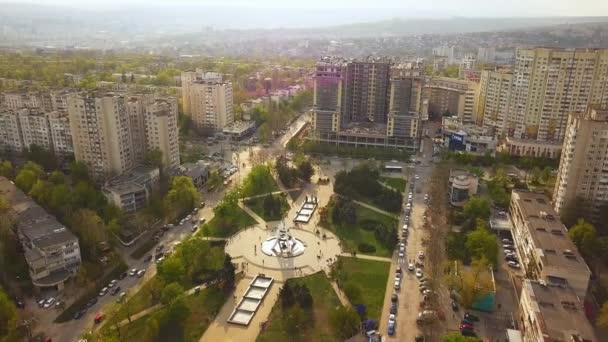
xmin=161 ymin=282 xmax=185 ymax=306
xmin=598 ymin=302 xmax=608 ymax=330
xmin=568 ymin=219 xmax=599 ymax=258
xmin=206 ymin=171 xmax=223 ymax=190
xmin=15 ymin=169 xmax=39 ymax=193
xmin=0 ymin=161 xmax=13 ymax=179
xmin=329 ymin=306 xmax=360 ymax=339
xmin=121 ymin=72 xmax=127 ymax=83
xmin=69 ymin=161 xmax=90 ymax=183
xmin=49 ymin=170 xmax=66 ymax=184
xmin=465 ymin=219 xmax=498 ymax=266
xmin=157 ymin=257 xmax=186 ymax=285
xmin=297 ymin=160 xmax=314 ymax=183
xmin=166 ymin=176 xmax=200 ymax=217
xmin=442 ymin=332 xmax=480 ymax=342
xmin=447 ymin=258 xmax=494 ymax=309
xmin=130 ymin=74 xmax=135 ymax=83
xmin=220 ymin=254 xmax=236 ymax=291
xmin=144 ymin=149 xmax=164 ymax=170
xmin=462 ymin=196 xmax=491 ymax=231
xmin=68 ymin=209 xmax=108 ymax=259
xmin=0 ymin=288 xmax=18 ymax=341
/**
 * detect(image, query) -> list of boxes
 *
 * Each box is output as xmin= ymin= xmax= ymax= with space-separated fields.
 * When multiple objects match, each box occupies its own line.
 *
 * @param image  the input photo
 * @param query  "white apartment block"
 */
xmin=17 ymin=108 xmax=53 ymax=151
xmin=2 ymin=92 xmax=43 ymax=110
xmin=0 ymin=110 xmax=23 ymax=153
xmin=477 ymin=70 xmax=513 ymax=133
xmin=181 ymin=70 xmax=234 ymax=131
xmin=509 ymin=190 xmax=591 ymax=299
xmin=68 ymin=92 xmax=135 ymax=179
xmin=508 ymin=48 xmax=608 ymax=142
xmin=553 ymin=107 xmax=608 ymax=222
xmin=47 ymin=111 xmax=73 ymax=156
xmin=144 ymin=98 xmax=180 ymax=169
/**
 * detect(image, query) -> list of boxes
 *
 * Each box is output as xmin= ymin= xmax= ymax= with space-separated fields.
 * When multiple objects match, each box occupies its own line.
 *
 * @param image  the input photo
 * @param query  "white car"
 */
xmin=108 ymin=279 xmax=118 ymax=288
xmin=507 ymin=261 xmax=521 ymax=269
xmin=98 ymin=287 xmax=108 ymax=297
xmin=394 ymin=279 xmax=401 ymax=290
xmin=395 ymin=273 xmax=401 ymax=281
xmin=136 ymin=269 xmax=146 ymax=277
xmin=415 ymin=175 xmax=420 ymax=180
xmin=388 ymin=314 xmax=396 ymax=324
xmin=129 ymin=268 xmax=137 ymax=276
xmin=408 ymin=262 xmax=415 ymax=271
xmin=416 ymin=269 xmax=423 ymax=278
xmin=398 ymin=251 xmax=404 ymax=258
xmin=43 ymin=297 xmax=55 ymax=308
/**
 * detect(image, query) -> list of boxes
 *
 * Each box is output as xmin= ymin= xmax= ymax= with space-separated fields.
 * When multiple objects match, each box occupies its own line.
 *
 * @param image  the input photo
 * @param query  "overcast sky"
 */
xmin=3 ymin=0 xmax=608 ymax=17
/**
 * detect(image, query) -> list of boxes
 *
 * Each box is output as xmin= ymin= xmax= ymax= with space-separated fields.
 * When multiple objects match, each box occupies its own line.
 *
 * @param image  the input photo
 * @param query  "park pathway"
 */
xmin=339 ymin=253 xmax=392 ymax=263
xmin=113 ymin=283 xmax=210 ymax=328
xmin=237 ymin=201 xmax=265 ymax=225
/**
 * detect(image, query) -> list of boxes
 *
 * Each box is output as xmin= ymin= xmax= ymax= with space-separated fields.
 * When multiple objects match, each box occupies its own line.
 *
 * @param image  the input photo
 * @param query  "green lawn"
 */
xmin=202 ymin=205 xmax=257 ymax=237
xmin=334 ymin=257 xmax=390 ymax=321
xmin=322 ymin=203 xmax=398 ymax=257
xmin=380 ymin=176 xmax=407 ymax=192
xmin=257 ymin=272 xmax=342 ymax=342
xmin=244 ymin=193 xmax=290 ymax=221
xmin=100 ymin=285 xmax=227 ymax=342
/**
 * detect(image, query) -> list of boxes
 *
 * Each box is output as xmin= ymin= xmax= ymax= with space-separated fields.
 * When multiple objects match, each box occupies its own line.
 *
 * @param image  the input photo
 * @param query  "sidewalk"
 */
xmin=340 ymin=253 xmax=392 ymax=263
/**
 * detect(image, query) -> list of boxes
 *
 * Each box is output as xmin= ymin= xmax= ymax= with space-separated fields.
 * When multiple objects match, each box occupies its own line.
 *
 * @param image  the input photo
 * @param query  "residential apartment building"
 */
xmin=144 ymin=98 xmax=180 ymax=169
xmin=310 ymin=57 xmax=421 ymax=151
xmin=0 ymin=108 xmax=73 ymax=156
xmin=519 ymin=279 xmax=595 ymax=342
xmin=508 ymin=48 xmax=608 ymax=143
xmin=102 ymin=166 xmax=160 ymax=213
xmin=433 ymin=45 xmax=455 ymax=64
xmin=477 ymin=47 xmax=496 ymax=63
xmin=181 ymin=70 xmax=233 ymax=131
xmin=477 ymin=69 xmax=513 ymax=131
xmin=0 ymin=177 xmax=81 ymax=289
xmin=553 ymin=106 xmax=608 ymax=223
xmin=424 ymin=77 xmax=478 ymax=123
xmin=509 ymin=190 xmax=591 ymax=299
xmin=68 ymin=92 xmax=135 ymax=179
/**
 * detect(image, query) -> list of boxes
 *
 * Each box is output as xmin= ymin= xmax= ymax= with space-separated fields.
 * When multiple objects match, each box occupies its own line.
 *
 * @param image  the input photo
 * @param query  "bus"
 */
xmin=384 ymin=165 xmax=402 ymax=173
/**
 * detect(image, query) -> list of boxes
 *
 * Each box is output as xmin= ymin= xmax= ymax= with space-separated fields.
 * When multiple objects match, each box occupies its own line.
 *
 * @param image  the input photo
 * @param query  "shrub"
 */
xmin=358 ymin=243 xmax=376 ymax=254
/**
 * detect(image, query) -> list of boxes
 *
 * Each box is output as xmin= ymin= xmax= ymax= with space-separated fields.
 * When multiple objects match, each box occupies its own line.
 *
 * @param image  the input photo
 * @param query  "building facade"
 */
xmin=509 ymin=190 xmax=591 ymax=299
xmin=508 ymin=48 xmax=608 ymax=142
xmin=68 ymin=92 xmax=135 ymax=179
xmin=181 ymin=70 xmax=234 ymax=131
xmin=519 ymin=279 xmax=595 ymax=342
xmin=424 ymin=77 xmax=478 ymax=123
xmin=0 ymin=177 xmax=81 ymax=289
xmin=553 ymin=107 xmax=608 ymax=223
xmin=477 ymin=69 xmax=513 ymax=132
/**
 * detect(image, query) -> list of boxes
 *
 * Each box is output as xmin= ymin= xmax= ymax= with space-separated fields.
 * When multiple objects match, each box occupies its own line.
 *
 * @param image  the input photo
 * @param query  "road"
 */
xmin=379 ymin=121 xmax=441 ymax=341
xmin=35 ymin=113 xmax=310 ymax=342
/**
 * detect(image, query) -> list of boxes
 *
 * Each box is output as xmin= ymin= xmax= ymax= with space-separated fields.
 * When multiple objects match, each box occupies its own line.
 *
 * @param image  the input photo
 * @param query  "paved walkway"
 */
xmin=237 ymin=201 xmax=265 ymax=224
xmin=340 ymin=253 xmax=392 ymax=263
xmin=114 ymin=283 xmax=210 ymax=328
xmin=201 ymin=237 xmax=228 ymax=241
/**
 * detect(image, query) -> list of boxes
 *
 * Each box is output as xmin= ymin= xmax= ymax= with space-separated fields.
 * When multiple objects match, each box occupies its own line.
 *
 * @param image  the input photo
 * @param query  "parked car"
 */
xmin=73 ymin=310 xmax=85 ymax=320
xmin=136 ymin=269 xmax=145 ymax=277
xmin=43 ymin=298 xmax=55 ymax=308
xmin=94 ymin=313 xmax=105 ymax=324
xmin=507 ymin=261 xmax=521 ymax=269
xmin=387 ymin=321 xmax=396 ymax=336
xmin=460 ymin=323 xmax=474 ymax=330
xmin=144 ymin=255 xmax=153 ymax=262
xmin=98 ymin=287 xmax=108 ymax=297
xmin=108 ymin=279 xmax=118 ymax=288
xmin=416 ymin=269 xmax=423 ymax=278
xmin=110 ymin=286 xmax=121 ymax=296
xmin=501 ymin=238 xmax=512 ymax=244
xmin=451 ymin=300 xmax=459 ymax=311
xmin=129 ymin=268 xmax=138 ymax=276
xmin=390 ymin=302 xmax=398 ymax=314
xmin=394 ymin=279 xmax=401 ymax=290
xmin=391 ymin=294 xmax=398 ymax=303
xmin=464 ymin=312 xmax=479 ymax=321
xmin=416 ymin=310 xmax=437 ymax=324
xmin=191 ymin=225 xmax=198 ymax=232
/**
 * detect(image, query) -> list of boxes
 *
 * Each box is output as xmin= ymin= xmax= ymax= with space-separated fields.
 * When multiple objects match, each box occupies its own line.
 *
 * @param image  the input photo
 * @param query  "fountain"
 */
xmin=261 ymin=221 xmax=306 ymax=257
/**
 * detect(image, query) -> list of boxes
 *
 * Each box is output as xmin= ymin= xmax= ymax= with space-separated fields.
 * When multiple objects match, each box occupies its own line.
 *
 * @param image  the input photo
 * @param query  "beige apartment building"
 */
xmin=17 ymin=108 xmax=53 ymax=151
xmin=181 ymin=70 xmax=233 ymax=131
xmin=509 ymin=190 xmax=591 ymax=299
xmin=47 ymin=111 xmax=73 ymax=156
xmin=424 ymin=76 xmax=478 ymax=123
xmin=519 ymin=279 xmax=595 ymax=342
xmin=477 ymin=69 xmax=513 ymax=132
xmin=68 ymin=92 xmax=135 ymax=179
xmin=0 ymin=110 xmax=23 ymax=152
xmin=508 ymin=48 xmax=608 ymax=142
xmin=144 ymin=98 xmax=180 ymax=169
xmin=553 ymin=106 xmax=608 ymax=222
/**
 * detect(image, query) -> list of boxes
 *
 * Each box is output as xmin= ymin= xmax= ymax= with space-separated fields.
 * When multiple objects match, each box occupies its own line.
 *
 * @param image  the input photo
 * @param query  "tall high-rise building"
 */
xmin=144 ymin=98 xmax=180 ymax=169
xmin=181 ymin=70 xmax=233 ymax=131
xmin=553 ymin=106 xmax=608 ymax=222
xmin=311 ymin=57 xmax=420 ymax=150
xmin=508 ymin=48 xmax=608 ymax=142
xmin=0 ymin=110 xmax=24 ymax=153
xmin=433 ymin=45 xmax=455 ymax=64
xmin=47 ymin=111 xmax=73 ymax=156
xmin=68 ymin=92 xmax=134 ymax=179
xmin=477 ymin=69 xmax=513 ymax=132
xmin=17 ymin=108 xmax=53 ymax=150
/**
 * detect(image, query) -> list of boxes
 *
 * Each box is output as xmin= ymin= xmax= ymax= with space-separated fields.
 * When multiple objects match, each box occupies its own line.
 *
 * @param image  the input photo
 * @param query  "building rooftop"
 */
xmin=511 ymin=191 xmax=590 ymax=275
xmin=103 ymin=166 xmax=159 ymax=195
xmin=223 ymin=120 xmax=255 ymax=134
xmin=0 ymin=177 xmax=78 ymax=250
xmin=523 ymin=280 xmax=595 ymax=342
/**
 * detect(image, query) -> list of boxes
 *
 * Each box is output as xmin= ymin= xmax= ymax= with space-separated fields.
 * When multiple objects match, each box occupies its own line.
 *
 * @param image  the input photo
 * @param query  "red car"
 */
xmin=460 ymin=323 xmax=474 ymax=330
xmin=94 ymin=313 xmax=105 ymax=324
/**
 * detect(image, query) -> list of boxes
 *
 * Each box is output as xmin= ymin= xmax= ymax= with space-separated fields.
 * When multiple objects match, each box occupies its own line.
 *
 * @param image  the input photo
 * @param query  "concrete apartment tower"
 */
xmin=144 ymin=97 xmax=180 ymax=169
xmin=508 ymin=48 xmax=608 ymax=142
xmin=553 ymin=106 xmax=608 ymax=223
xmin=68 ymin=92 xmax=134 ymax=179
xmin=181 ymin=70 xmax=234 ymax=131
xmin=477 ymin=69 xmax=513 ymax=133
